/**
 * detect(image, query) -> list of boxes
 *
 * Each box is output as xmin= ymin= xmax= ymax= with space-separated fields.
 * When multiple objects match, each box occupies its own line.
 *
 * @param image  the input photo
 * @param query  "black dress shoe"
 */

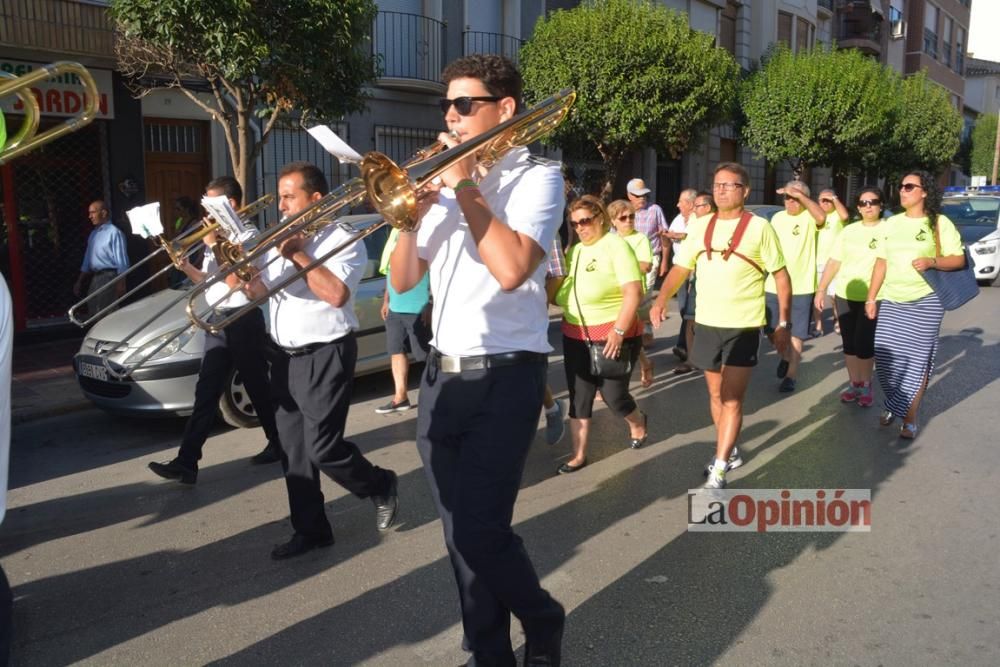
xmin=524 ymin=619 xmax=564 ymax=666
xmin=250 ymin=444 xmax=281 ymax=465
xmin=372 ymin=470 xmax=398 ymax=531
xmin=776 ymin=358 xmax=789 ymax=379
xmin=270 ymin=533 xmax=334 ymax=560
xmin=629 ymin=412 xmax=648 ymax=449
xmin=556 ymin=460 xmax=587 ymax=474
xmin=148 ymin=459 xmax=197 ymax=484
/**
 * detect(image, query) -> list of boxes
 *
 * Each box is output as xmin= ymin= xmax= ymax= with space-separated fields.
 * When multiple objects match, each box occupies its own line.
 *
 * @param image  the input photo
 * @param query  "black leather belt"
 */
xmin=280 ymin=332 xmax=351 ymax=357
xmin=430 ymin=348 xmax=547 ymax=374
xmin=93 ymin=269 xmax=116 ymax=275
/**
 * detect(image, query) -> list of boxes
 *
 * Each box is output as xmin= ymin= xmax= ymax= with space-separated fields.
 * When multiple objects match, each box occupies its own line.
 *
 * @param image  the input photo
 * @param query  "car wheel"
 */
xmin=218 ymin=367 xmax=261 ymax=429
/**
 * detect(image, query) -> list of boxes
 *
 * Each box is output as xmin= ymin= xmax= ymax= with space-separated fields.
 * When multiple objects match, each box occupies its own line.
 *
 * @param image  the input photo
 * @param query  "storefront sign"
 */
xmin=0 ymin=58 xmax=115 ymax=119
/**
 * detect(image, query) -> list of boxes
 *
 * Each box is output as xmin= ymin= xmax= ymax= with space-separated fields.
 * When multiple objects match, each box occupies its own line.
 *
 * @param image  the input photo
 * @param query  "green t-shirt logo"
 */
xmin=916 ymin=229 xmax=927 ymax=242
xmin=869 ymin=238 xmax=878 ymax=250
xmin=792 ymin=224 xmax=801 ymax=236
xmin=585 ymin=259 xmax=597 ymax=272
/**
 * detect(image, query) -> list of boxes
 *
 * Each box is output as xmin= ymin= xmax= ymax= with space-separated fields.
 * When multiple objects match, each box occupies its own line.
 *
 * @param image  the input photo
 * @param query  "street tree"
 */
xmin=110 ymin=0 xmax=380 ymax=199
xmin=969 ymin=113 xmax=999 ymax=181
xmin=520 ymin=0 xmax=739 ymax=197
xmin=740 ymin=45 xmax=894 ymax=178
xmin=879 ymin=70 xmax=963 ymax=178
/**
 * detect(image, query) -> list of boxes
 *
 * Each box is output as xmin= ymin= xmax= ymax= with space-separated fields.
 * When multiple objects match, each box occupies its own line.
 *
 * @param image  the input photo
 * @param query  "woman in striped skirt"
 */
xmin=864 ymin=171 xmax=966 ymax=439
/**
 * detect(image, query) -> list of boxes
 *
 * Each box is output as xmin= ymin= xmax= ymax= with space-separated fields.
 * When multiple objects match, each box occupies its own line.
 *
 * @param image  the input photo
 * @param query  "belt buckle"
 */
xmin=439 ymin=354 xmax=462 ymax=374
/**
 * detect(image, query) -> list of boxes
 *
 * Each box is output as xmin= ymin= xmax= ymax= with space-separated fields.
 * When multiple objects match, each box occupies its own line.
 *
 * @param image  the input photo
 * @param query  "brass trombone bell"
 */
xmin=0 ymin=62 xmax=100 ymax=165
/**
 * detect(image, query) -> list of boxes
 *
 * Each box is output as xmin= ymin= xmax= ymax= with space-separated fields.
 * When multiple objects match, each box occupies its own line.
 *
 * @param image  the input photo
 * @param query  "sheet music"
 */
xmin=306 ymin=125 xmax=363 ymax=164
xmin=201 ymin=195 xmax=247 ymax=239
xmin=125 ymin=202 xmax=163 ymax=239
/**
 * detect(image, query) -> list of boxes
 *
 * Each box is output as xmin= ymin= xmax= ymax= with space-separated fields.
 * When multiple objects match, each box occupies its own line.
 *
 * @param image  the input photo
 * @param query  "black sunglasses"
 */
xmin=616 ymin=213 xmax=636 ymax=220
xmin=858 ymin=199 xmax=882 ymax=207
xmin=438 ymin=96 xmax=502 ymax=115
xmin=570 ymin=216 xmax=599 ymax=228
xmin=899 ymin=183 xmax=923 ymax=192
xmin=819 ymin=198 xmax=834 ymax=204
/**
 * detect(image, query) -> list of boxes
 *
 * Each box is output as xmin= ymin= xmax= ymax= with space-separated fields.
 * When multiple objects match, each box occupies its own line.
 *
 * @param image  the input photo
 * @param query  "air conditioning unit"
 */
xmin=891 ymin=19 xmax=907 ymax=40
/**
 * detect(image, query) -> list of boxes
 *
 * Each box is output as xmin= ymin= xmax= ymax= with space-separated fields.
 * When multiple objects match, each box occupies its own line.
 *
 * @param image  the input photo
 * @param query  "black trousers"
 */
xmin=416 ymin=355 xmax=564 ymax=662
xmin=177 ymin=308 xmax=279 ymax=467
xmin=270 ymin=333 xmax=392 ymax=540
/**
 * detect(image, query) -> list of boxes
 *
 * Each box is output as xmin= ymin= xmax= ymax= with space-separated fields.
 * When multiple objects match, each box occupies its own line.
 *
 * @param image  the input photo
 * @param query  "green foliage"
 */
xmin=520 ymin=0 xmax=739 ymax=193
xmin=740 ymin=45 xmax=894 ymax=176
xmin=111 ymin=0 xmax=379 ymax=120
xmin=970 ymin=113 xmax=999 ymax=180
xmin=881 ymin=70 xmax=963 ymax=177
xmin=110 ymin=0 xmax=380 ymax=190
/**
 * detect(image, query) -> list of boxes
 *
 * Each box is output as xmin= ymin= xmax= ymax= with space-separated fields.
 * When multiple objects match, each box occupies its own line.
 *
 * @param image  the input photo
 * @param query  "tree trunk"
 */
xmin=235 ymin=106 xmax=255 ymax=207
xmin=596 ymin=143 xmax=624 ymax=202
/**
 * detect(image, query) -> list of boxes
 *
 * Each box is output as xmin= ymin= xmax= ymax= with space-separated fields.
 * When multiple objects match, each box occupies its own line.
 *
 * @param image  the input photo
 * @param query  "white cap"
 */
xmin=627 ymin=178 xmax=651 ymax=196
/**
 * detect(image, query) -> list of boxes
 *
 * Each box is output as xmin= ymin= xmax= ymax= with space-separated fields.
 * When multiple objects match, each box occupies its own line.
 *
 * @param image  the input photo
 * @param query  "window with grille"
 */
xmin=144 ymin=122 xmax=203 ymax=153
xmin=373 ymin=125 xmax=440 ymax=166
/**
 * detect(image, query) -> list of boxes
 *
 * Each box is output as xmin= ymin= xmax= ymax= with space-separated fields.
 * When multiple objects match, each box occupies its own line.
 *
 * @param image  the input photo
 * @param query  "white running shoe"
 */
xmin=703 ymin=447 xmax=743 ymax=476
xmin=704 ymin=463 xmax=727 ymax=489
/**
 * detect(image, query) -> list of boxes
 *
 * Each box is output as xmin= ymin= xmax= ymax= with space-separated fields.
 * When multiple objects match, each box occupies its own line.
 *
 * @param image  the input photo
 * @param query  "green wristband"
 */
xmin=453 ymin=179 xmax=479 ymax=194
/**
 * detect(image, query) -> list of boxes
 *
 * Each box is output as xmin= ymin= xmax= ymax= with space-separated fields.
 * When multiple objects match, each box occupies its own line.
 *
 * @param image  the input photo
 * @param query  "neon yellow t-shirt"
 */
xmin=619 ymin=230 xmax=653 ymax=266
xmin=876 ymin=213 xmax=964 ymax=303
xmin=829 ymin=221 xmax=883 ymax=301
xmin=817 ymin=211 xmax=845 ymax=265
xmin=674 ymin=212 xmax=786 ymax=328
xmin=765 ymin=209 xmax=819 ymax=295
xmin=556 ymin=232 xmax=642 ymax=326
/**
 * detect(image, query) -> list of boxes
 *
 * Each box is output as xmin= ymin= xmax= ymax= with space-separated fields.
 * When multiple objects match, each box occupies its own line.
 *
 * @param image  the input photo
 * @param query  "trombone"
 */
xmin=91 ymin=196 xmax=273 ymax=380
xmin=68 ymin=194 xmax=274 ymax=328
xmin=0 ymin=62 xmax=99 ymax=165
xmin=186 ymin=88 xmax=577 ymax=335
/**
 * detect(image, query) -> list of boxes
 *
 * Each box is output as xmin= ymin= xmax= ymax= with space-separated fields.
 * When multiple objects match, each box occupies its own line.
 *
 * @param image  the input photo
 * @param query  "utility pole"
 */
xmin=993 ymin=111 xmax=1000 ymax=185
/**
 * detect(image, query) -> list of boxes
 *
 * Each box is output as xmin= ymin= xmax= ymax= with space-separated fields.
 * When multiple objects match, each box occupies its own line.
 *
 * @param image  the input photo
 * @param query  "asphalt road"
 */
xmin=4 ymin=290 xmax=1000 ymax=666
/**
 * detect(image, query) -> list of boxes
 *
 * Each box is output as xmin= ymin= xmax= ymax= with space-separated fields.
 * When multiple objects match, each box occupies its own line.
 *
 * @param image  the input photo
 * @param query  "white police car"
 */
xmin=942 ymin=186 xmax=1000 ymax=286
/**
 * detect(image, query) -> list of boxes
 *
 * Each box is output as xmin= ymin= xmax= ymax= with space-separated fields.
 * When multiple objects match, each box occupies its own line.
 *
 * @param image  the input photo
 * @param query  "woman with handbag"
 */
xmin=552 ymin=195 xmax=648 ymax=474
xmin=815 ymin=187 xmax=885 ymax=409
xmin=608 ymin=198 xmax=656 ymax=387
xmin=864 ymin=171 xmax=966 ymax=439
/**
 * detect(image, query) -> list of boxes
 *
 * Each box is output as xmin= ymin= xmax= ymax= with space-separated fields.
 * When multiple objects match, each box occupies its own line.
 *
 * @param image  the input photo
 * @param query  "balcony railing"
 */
xmin=818 ymin=0 xmax=834 ymax=12
xmin=463 ymin=31 xmax=524 ymax=66
xmin=837 ymin=9 xmax=882 ymax=51
xmin=0 ymin=0 xmax=114 ymax=60
xmin=372 ymin=11 xmax=446 ymax=85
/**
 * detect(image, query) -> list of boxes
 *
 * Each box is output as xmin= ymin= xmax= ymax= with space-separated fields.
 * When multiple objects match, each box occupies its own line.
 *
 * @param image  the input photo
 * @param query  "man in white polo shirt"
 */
xmin=390 ymin=55 xmax=565 ymax=667
xmin=249 ymin=161 xmax=399 ymax=561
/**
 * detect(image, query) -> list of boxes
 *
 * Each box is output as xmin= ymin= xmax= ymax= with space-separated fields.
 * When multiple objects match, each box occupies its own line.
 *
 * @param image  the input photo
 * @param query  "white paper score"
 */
xmin=126 ymin=202 xmax=164 ymax=239
xmin=306 ymin=125 xmax=364 ymax=164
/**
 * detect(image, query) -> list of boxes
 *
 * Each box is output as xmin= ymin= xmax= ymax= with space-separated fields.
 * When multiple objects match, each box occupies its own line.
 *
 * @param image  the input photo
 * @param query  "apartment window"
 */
xmin=955 ymin=27 xmax=966 ymax=74
xmin=796 ymin=17 xmax=813 ymax=53
xmin=942 ymin=15 xmax=952 ymax=68
xmin=719 ymin=1 xmax=738 ymax=56
xmin=923 ymin=4 xmax=939 ymax=59
xmin=778 ymin=12 xmax=792 ymax=48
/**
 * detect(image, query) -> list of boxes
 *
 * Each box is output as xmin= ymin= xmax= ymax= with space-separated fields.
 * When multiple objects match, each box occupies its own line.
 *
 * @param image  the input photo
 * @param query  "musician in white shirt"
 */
xmin=250 ymin=161 xmax=399 ymax=561
xmin=390 ymin=55 xmax=565 ymax=667
xmin=148 ymin=177 xmax=280 ymax=485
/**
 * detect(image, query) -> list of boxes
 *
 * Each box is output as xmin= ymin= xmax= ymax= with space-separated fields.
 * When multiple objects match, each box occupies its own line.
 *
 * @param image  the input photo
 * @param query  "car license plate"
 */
xmin=79 ymin=361 xmax=108 ymax=382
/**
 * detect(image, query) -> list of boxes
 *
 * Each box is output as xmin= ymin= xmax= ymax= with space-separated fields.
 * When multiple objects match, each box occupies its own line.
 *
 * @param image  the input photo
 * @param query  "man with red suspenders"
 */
xmin=650 ymin=162 xmax=792 ymax=489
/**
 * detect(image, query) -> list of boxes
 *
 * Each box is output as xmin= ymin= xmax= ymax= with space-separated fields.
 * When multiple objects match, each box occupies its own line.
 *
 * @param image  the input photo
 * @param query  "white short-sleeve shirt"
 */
xmin=668 ymin=213 xmax=688 ymax=253
xmin=261 ymin=222 xmax=367 ymax=348
xmin=201 ymin=253 xmax=251 ymax=310
xmin=416 ymin=148 xmax=564 ymax=356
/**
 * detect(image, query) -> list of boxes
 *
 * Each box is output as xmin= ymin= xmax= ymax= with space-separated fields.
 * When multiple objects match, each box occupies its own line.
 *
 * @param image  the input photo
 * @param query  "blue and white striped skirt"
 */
xmin=873 ymin=293 xmax=945 ymax=418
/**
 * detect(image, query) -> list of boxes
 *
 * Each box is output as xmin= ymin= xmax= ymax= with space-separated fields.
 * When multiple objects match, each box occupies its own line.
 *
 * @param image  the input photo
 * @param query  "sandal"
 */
xmin=879 ymin=409 xmax=894 ymax=426
xmin=629 ymin=412 xmax=648 ymax=449
xmin=899 ymin=422 xmax=918 ymax=439
xmin=640 ymin=359 xmax=654 ymax=388
xmin=673 ymin=363 xmax=694 ymax=375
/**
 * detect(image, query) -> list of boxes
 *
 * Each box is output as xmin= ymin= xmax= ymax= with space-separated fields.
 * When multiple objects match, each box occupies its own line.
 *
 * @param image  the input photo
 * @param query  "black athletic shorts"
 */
xmin=691 ymin=324 xmax=760 ymax=371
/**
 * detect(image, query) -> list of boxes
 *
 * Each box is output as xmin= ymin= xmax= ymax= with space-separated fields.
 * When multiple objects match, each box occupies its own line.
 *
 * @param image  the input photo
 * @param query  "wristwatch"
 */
xmin=613 ymin=326 xmax=626 ymax=336
xmin=777 ymin=320 xmax=791 ymax=330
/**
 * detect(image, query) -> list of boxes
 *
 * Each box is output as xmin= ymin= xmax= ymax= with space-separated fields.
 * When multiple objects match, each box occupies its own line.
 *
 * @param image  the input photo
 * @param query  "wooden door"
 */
xmin=143 ymin=118 xmax=211 ymax=289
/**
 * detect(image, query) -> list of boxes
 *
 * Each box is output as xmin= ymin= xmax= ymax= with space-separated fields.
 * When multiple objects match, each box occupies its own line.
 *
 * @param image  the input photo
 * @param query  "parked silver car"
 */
xmin=941 ymin=190 xmax=1000 ymax=286
xmin=74 ymin=215 xmax=393 ymax=427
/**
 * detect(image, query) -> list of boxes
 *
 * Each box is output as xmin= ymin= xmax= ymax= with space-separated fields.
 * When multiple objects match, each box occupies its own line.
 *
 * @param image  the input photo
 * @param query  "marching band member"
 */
xmin=247 ymin=161 xmax=399 ymax=560
xmin=148 ymin=177 xmax=281 ymax=485
xmin=390 ymin=54 xmax=565 ymax=667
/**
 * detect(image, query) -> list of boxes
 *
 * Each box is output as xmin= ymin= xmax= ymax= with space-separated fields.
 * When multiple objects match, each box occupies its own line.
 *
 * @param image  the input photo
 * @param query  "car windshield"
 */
xmin=942 ymin=197 xmax=1000 ymax=244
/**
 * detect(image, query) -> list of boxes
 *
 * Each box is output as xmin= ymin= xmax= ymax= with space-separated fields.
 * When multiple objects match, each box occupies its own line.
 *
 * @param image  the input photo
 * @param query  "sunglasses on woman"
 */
xmin=438 ymin=96 xmax=502 ymax=115
xmin=858 ymin=199 xmax=882 ymax=207
xmin=616 ymin=214 xmax=635 ymax=221
xmin=570 ymin=216 xmax=599 ymax=228
xmin=899 ymin=183 xmax=923 ymax=192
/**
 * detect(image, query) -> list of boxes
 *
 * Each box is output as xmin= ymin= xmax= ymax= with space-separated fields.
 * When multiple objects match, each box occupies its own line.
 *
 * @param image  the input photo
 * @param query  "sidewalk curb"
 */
xmin=13 ymin=401 xmax=93 ymax=426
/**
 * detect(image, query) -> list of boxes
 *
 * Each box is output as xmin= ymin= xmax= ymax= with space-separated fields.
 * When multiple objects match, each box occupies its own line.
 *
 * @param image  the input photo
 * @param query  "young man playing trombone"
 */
xmin=390 ymin=55 xmax=566 ymax=667
xmin=148 ymin=176 xmax=280 ymax=485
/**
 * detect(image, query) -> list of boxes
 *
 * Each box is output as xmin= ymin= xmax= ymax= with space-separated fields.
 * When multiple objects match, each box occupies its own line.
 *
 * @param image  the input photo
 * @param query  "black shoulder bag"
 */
xmin=570 ymin=246 xmax=635 ymax=379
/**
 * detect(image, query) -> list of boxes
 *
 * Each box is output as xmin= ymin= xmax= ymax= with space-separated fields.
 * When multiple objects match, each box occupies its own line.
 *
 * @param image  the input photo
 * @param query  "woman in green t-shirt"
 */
xmin=815 ymin=187 xmax=884 ymax=408
xmin=552 ymin=195 xmax=648 ymax=474
xmin=864 ymin=171 xmax=966 ymax=439
xmin=608 ymin=199 xmax=655 ymax=388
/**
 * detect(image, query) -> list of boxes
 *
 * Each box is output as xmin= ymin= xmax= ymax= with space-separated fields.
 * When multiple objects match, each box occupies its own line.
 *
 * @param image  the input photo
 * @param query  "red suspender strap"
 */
xmin=701 ymin=210 xmax=765 ymax=275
